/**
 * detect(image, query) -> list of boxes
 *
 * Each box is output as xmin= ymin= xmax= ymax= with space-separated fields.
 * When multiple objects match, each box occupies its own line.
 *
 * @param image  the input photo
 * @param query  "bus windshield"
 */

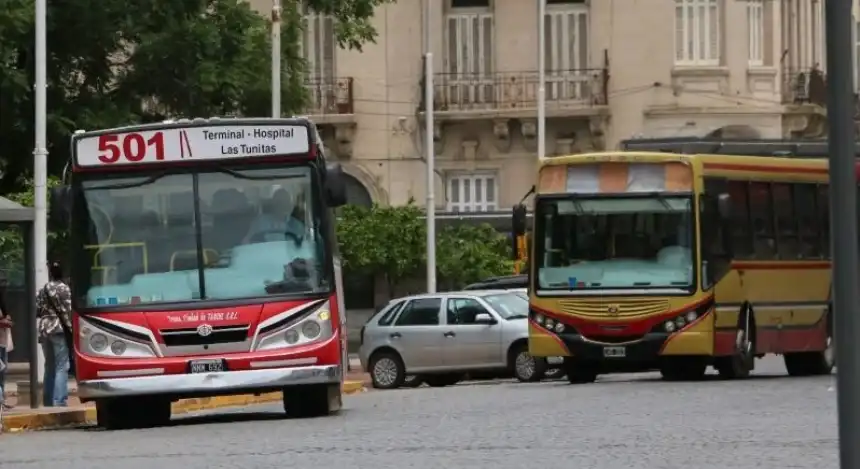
xmin=71 ymin=165 xmax=329 ymax=308
xmin=534 ymin=195 xmax=694 ymax=291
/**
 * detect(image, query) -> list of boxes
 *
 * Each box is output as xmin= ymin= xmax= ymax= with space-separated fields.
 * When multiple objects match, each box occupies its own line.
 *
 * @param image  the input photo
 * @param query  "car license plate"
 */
xmin=547 ymin=356 xmax=564 ymax=365
xmin=603 ymin=346 xmax=626 ymax=358
xmin=188 ymin=359 xmax=226 ymax=373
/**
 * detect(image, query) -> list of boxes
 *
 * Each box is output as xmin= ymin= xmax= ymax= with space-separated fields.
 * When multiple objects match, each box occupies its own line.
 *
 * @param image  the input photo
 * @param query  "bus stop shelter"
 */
xmin=0 ymin=196 xmax=38 ymax=408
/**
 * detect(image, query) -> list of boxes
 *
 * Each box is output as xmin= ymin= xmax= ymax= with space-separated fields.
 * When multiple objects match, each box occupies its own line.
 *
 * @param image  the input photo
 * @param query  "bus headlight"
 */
xmin=78 ymin=318 xmax=158 ymax=359
xmin=90 ymin=333 xmax=108 ymax=352
xmin=254 ymin=302 xmax=335 ymax=352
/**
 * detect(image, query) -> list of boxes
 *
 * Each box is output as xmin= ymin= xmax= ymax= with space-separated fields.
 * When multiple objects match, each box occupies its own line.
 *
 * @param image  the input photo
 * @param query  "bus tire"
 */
xmin=96 ymin=397 xmax=171 ymax=430
xmin=784 ymin=310 xmax=834 ymax=376
xmin=509 ymin=343 xmax=547 ymax=383
xmin=283 ymin=383 xmax=342 ymax=418
xmin=715 ymin=304 xmax=755 ymax=380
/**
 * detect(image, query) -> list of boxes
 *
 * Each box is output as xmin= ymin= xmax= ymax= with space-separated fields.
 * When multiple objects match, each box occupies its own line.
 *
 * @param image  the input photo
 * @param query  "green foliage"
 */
xmin=337 ymin=202 xmax=426 ymax=296
xmin=436 ymin=224 xmax=514 ymax=290
xmin=0 ymin=0 xmax=390 ymax=193
xmin=337 ymin=202 xmax=515 ymax=295
xmin=0 ymin=176 xmax=66 ymax=286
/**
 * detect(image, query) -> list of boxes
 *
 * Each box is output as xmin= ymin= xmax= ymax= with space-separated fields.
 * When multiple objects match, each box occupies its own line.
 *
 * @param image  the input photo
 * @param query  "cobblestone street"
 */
xmin=1 ymin=357 xmax=838 ymax=469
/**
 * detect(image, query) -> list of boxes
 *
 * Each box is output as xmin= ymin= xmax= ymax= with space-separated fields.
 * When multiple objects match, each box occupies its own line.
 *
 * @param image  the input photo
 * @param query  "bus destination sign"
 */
xmin=74 ymin=124 xmax=311 ymax=167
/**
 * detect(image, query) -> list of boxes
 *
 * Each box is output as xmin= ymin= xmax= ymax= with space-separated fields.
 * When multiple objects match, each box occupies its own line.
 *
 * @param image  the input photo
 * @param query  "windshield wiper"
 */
xmin=217 ymin=167 xmax=306 ymax=181
xmin=633 ymin=281 xmax=652 ymax=286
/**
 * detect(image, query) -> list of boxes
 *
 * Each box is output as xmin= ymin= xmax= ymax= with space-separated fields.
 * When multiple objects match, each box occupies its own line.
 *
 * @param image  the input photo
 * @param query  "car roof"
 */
xmin=386 ymin=289 xmax=514 ymax=303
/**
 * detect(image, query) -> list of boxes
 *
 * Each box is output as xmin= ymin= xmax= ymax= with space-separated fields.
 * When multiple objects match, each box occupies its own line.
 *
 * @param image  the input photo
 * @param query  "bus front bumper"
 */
xmin=77 ymin=365 xmax=342 ymax=400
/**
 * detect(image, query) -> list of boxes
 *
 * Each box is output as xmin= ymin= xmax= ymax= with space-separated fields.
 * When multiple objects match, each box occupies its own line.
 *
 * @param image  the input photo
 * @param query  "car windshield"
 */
xmin=70 ymin=165 xmax=329 ymax=308
xmin=534 ymin=195 xmax=694 ymax=291
xmin=482 ymin=293 xmax=528 ymax=319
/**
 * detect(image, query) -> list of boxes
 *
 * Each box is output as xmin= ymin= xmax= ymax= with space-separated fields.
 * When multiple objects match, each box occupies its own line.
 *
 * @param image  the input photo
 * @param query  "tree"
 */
xmin=0 ymin=0 xmax=391 ymax=194
xmin=436 ymin=224 xmax=514 ymax=290
xmin=337 ymin=202 xmax=425 ymax=297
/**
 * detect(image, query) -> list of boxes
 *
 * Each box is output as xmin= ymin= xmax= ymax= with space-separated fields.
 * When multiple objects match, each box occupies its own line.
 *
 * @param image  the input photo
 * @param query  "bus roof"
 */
xmin=71 ymin=117 xmax=320 ymax=170
xmin=619 ymin=137 xmax=860 ymax=157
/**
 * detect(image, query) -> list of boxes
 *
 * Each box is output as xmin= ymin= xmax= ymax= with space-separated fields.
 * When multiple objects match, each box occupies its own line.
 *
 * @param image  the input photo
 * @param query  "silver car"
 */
xmin=358 ymin=290 xmax=552 ymax=389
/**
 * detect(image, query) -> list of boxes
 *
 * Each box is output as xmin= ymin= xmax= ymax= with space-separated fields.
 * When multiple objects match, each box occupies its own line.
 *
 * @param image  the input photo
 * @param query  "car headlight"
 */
xmin=78 ymin=318 xmax=158 ymax=358
xmin=254 ymin=301 xmax=334 ymax=351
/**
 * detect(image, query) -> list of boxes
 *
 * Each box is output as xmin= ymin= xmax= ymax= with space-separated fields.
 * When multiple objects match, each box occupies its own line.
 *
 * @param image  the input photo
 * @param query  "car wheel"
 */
xmin=369 ymin=351 xmax=406 ymax=390
xmin=511 ymin=344 xmax=547 ymax=383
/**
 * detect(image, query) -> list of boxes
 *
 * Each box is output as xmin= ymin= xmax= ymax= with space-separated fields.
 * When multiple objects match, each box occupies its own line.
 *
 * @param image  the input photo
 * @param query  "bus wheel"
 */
xmin=784 ymin=326 xmax=835 ymax=376
xmin=510 ymin=344 xmax=547 ymax=383
xmin=369 ymin=350 xmax=406 ymax=390
xmin=96 ymin=397 xmax=171 ymax=430
xmin=716 ymin=305 xmax=755 ymax=379
xmin=283 ymin=383 xmax=342 ymax=418
xmin=660 ymin=357 xmax=707 ymax=381
xmin=565 ymin=361 xmax=598 ymax=384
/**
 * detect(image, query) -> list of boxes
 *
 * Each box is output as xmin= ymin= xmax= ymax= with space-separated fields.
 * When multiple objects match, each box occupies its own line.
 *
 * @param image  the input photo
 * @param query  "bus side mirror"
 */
xmin=512 ymin=204 xmax=527 ymax=236
xmin=717 ymin=193 xmax=731 ymax=220
xmin=48 ymin=185 xmax=71 ymax=229
xmin=325 ymin=163 xmax=348 ymax=207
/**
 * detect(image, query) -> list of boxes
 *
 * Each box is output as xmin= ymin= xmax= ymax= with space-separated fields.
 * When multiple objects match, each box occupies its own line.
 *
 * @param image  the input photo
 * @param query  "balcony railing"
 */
xmin=303 ymin=77 xmax=354 ymax=115
xmin=421 ymin=68 xmax=608 ymax=113
xmin=782 ymin=66 xmax=827 ymax=106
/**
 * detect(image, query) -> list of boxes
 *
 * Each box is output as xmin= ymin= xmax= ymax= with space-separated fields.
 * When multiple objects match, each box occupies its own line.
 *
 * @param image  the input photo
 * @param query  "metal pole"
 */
xmin=537 ymin=0 xmax=546 ymax=161
xmin=825 ymin=0 xmax=860 ymax=467
xmin=33 ymin=0 xmax=48 ymax=398
xmin=424 ymin=0 xmax=436 ymax=293
xmin=24 ymin=223 xmax=38 ymax=409
xmin=271 ymin=0 xmax=282 ymax=118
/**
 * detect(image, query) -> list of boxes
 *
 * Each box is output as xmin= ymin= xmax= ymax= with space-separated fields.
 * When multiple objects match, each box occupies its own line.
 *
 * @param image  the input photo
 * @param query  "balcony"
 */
xmin=782 ymin=66 xmax=827 ymax=106
xmin=420 ymin=68 xmax=608 ymax=120
xmin=302 ymin=76 xmax=355 ymax=124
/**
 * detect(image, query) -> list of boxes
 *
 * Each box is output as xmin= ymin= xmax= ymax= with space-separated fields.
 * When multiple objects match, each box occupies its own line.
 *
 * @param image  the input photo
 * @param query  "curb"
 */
xmin=1 ymin=380 xmax=366 ymax=433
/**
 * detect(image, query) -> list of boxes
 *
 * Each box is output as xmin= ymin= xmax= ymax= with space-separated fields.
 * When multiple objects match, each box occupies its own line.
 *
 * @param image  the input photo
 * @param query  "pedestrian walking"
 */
xmin=36 ymin=261 xmax=72 ymax=407
xmin=0 ymin=272 xmax=14 ymax=411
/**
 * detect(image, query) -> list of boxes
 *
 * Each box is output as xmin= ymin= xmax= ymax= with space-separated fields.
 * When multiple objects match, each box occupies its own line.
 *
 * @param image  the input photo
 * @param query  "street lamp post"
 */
xmin=424 ymin=0 xmax=436 ymax=293
xmin=271 ymin=0 xmax=282 ymax=118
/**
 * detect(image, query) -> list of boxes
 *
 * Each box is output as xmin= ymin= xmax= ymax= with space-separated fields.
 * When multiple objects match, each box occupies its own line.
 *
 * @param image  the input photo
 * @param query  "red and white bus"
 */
xmin=50 ymin=117 xmax=349 ymax=429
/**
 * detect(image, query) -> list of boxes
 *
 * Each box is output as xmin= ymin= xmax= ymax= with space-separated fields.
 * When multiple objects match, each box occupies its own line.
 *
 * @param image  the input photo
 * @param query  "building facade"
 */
xmin=246 ymin=0 xmax=845 ymax=215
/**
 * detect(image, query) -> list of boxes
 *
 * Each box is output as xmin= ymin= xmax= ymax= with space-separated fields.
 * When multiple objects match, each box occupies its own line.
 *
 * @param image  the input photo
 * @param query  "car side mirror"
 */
xmin=325 ymin=163 xmax=348 ymax=207
xmin=474 ymin=313 xmax=497 ymax=325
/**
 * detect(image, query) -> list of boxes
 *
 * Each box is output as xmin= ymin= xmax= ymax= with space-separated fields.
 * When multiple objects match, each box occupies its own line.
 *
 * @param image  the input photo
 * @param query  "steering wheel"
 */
xmin=247 ymin=229 xmax=302 ymax=245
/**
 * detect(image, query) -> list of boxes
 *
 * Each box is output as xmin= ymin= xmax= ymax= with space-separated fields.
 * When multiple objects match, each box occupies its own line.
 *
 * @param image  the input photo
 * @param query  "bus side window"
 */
xmin=749 ymin=182 xmax=776 ymax=260
xmin=772 ymin=183 xmax=799 ymax=259
xmin=726 ymin=181 xmax=753 ymax=258
xmin=817 ymin=184 xmax=830 ymax=257
xmin=792 ymin=184 xmax=821 ymax=259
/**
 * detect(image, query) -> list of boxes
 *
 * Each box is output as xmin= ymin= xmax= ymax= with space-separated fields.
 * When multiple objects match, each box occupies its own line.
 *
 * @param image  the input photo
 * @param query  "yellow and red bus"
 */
xmin=520 ymin=138 xmax=845 ymax=383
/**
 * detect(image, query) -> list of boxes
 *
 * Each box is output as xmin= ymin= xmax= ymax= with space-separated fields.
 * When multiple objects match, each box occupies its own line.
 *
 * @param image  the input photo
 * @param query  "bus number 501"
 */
xmin=98 ymin=132 xmax=165 ymax=163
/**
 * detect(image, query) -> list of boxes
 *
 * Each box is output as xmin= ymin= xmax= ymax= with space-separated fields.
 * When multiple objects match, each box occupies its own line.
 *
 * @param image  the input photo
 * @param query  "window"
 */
xmin=747 ymin=0 xmax=764 ymax=66
xmin=446 ymin=298 xmax=490 ymax=325
xmin=817 ymin=184 xmax=830 ymax=256
xmin=674 ymin=0 xmax=720 ymax=66
xmin=394 ymin=298 xmax=441 ymax=326
xmin=376 ymin=301 xmax=404 ymax=326
xmin=772 ymin=183 xmax=799 ymax=259
xmin=447 ymin=174 xmax=497 ymax=212
xmin=444 ymin=2 xmax=494 ymax=107
xmin=793 ymin=184 xmax=822 ymax=258
xmin=545 ymin=1 xmax=589 ymax=100
xmin=781 ymin=0 xmax=826 ymax=75
xmin=301 ymin=8 xmax=335 ymax=80
xmin=749 ymin=182 xmax=776 ymax=258
xmin=726 ymin=181 xmax=753 ymax=258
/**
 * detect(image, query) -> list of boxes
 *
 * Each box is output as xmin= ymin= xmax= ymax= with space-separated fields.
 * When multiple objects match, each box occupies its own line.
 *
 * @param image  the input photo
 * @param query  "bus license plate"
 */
xmin=603 ymin=346 xmax=626 ymax=358
xmin=547 ymin=356 xmax=564 ymax=365
xmin=188 ymin=359 xmax=226 ymax=373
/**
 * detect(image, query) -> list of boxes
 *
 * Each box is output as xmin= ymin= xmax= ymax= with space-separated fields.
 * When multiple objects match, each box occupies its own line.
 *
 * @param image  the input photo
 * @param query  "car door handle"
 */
xmin=443 ymin=331 xmax=456 ymax=338
xmin=389 ymin=332 xmax=401 ymax=339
